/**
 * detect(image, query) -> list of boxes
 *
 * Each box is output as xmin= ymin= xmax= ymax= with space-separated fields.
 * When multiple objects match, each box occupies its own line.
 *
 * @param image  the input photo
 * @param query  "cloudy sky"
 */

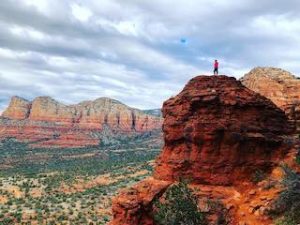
xmin=0 ymin=0 xmax=300 ymax=111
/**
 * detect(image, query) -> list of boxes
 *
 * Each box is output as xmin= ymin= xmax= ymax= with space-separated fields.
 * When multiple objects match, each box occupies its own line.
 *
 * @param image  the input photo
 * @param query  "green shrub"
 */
xmin=14 ymin=212 xmax=22 ymax=223
xmin=296 ymin=156 xmax=300 ymax=165
xmin=0 ymin=217 xmax=14 ymax=225
xmin=154 ymin=181 xmax=207 ymax=225
xmin=275 ymin=215 xmax=298 ymax=225
xmin=270 ymin=165 xmax=300 ymax=225
xmin=103 ymin=215 xmax=110 ymax=222
xmin=252 ymin=169 xmax=266 ymax=184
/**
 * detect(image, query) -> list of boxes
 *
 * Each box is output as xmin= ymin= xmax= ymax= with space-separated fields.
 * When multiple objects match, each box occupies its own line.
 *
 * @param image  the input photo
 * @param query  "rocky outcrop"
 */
xmin=0 ymin=97 xmax=162 ymax=148
xmin=241 ymin=67 xmax=300 ymax=133
xmin=110 ymin=75 xmax=295 ymax=225
xmin=154 ymin=75 xmax=292 ymax=185
xmin=240 ymin=67 xmax=300 ymax=108
xmin=2 ymin=96 xmax=31 ymax=120
xmin=111 ymin=178 xmax=171 ymax=225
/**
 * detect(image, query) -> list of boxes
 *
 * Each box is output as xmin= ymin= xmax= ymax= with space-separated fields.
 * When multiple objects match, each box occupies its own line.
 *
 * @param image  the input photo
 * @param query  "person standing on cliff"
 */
xmin=214 ymin=59 xmax=219 ymax=75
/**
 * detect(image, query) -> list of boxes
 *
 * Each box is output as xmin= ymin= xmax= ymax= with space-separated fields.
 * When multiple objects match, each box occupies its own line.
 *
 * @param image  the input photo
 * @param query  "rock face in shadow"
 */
xmin=154 ymin=75 xmax=292 ymax=185
xmin=0 ymin=97 xmax=162 ymax=148
xmin=241 ymin=67 xmax=300 ymax=133
xmin=110 ymin=75 xmax=295 ymax=225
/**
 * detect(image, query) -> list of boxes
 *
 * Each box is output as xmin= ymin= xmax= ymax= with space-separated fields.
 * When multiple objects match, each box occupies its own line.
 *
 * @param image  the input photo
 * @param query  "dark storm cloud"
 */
xmin=0 ymin=0 xmax=299 ymax=112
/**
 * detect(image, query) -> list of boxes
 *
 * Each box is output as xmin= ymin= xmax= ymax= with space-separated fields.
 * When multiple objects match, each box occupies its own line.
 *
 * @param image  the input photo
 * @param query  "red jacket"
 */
xmin=214 ymin=61 xmax=219 ymax=69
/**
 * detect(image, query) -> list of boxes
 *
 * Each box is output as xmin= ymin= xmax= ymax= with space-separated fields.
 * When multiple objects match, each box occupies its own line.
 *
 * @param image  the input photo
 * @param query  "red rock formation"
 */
xmin=241 ymin=67 xmax=300 ymax=108
xmin=154 ymin=75 xmax=292 ymax=185
xmin=241 ymin=67 xmax=300 ymax=133
xmin=110 ymin=75 xmax=295 ymax=225
xmin=2 ymin=96 xmax=31 ymax=120
xmin=0 ymin=97 xmax=162 ymax=148
xmin=111 ymin=178 xmax=171 ymax=225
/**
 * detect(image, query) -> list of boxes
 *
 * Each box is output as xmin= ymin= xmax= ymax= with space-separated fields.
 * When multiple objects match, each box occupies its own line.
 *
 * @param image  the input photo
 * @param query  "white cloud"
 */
xmin=10 ymin=25 xmax=45 ymax=40
xmin=0 ymin=0 xmax=300 ymax=112
xmin=0 ymin=48 xmax=16 ymax=58
xmin=23 ymin=0 xmax=48 ymax=13
xmin=71 ymin=3 xmax=92 ymax=22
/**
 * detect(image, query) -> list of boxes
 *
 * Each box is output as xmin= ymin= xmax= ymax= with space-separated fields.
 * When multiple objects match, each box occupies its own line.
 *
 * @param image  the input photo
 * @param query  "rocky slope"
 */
xmin=0 ymin=96 xmax=162 ymax=148
xmin=241 ymin=67 xmax=300 ymax=133
xmin=110 ymin=75 xmax=297 ymax=225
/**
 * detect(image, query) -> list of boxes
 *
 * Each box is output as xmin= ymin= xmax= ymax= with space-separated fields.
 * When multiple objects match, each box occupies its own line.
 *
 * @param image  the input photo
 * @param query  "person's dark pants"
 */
xmin=214 ymin=68 xmax=218 ymax=75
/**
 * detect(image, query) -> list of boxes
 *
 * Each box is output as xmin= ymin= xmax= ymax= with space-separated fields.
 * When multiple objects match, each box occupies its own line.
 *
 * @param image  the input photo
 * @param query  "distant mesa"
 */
xmin=1 ymin=96 xmax=32 ymax=120
xmin=0 ymin=96 xmax=163 ymax=148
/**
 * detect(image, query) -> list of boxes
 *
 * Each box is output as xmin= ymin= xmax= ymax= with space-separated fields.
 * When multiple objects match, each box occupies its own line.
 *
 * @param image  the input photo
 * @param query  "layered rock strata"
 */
xmin=0 ymin=97 xmax=162 ymax=148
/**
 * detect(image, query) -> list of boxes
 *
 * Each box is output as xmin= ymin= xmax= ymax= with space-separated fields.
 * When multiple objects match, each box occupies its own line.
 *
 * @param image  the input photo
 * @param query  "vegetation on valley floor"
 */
xmin=0 ymin=137 xmax=160 ymax=177
xmin=0 ymin=137 xmax=160 ymax=224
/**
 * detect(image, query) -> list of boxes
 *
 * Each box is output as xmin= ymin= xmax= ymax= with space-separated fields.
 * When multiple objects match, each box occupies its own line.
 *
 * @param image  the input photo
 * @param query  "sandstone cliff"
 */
xmin=2 ymin=96 xmax=31 ymax=120
xmin=241 ymin=67 xmax=300 ymax=133
xmin=154 ymin=75 xmax=292 ymax=185
xmin=0 ymin=96 xmax=162 ymax=148
xmin=110 ymin=75 xmax=296 ymax=225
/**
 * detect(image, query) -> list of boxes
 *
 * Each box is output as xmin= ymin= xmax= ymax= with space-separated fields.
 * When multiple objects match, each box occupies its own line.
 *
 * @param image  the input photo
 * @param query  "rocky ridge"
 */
xmin=110 ymin=75 xmax=297 ymax=225
xmin=241 ymin=67 xmax=300 ymax=133
xmin=0 ymin=96 xmax=162 ymax=148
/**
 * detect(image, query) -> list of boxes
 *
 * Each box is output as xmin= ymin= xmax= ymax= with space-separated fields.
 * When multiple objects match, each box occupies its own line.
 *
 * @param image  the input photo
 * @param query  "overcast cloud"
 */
xmin=0 ymin=0 xmax=300 ymax=112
